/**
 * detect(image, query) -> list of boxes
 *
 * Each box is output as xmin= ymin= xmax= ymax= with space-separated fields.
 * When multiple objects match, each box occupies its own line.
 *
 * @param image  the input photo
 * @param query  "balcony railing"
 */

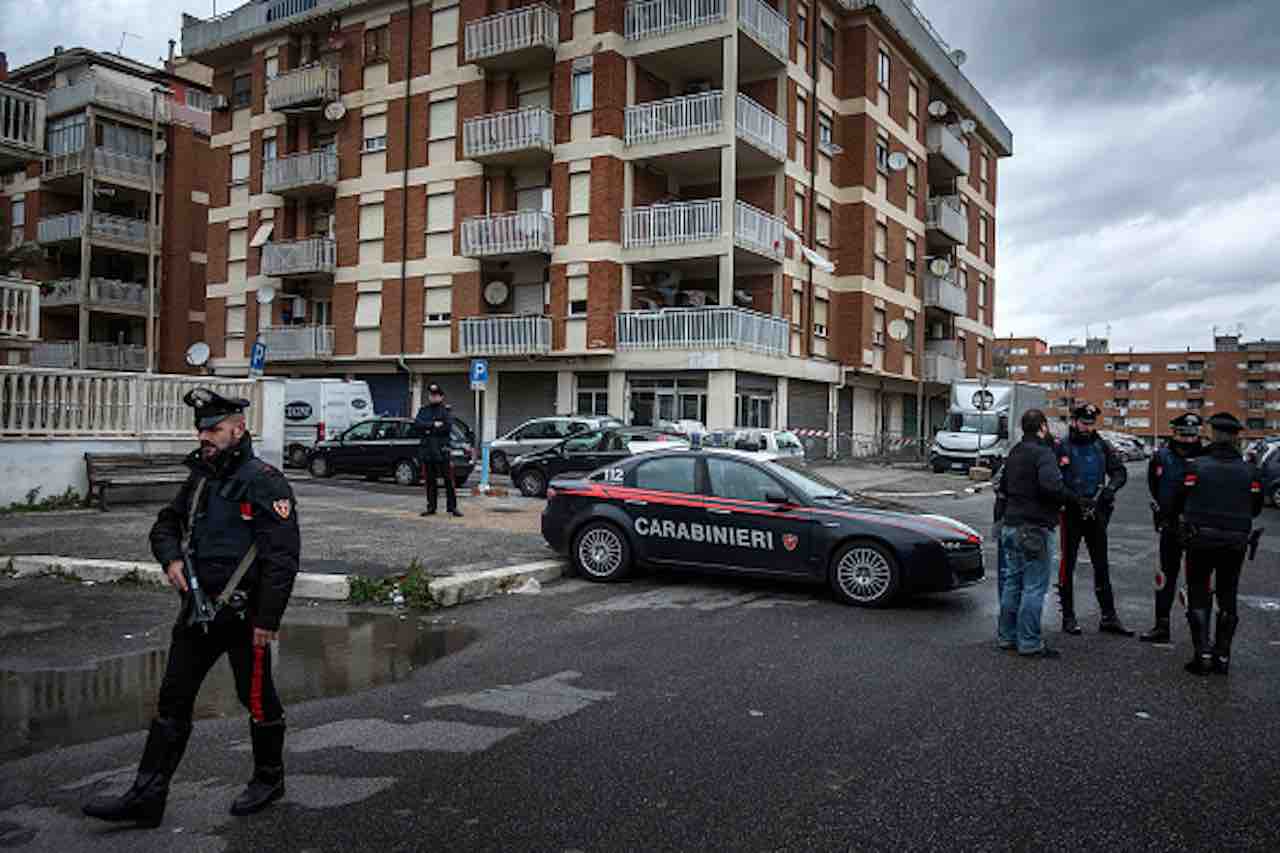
xmin=182 ymin=0 xmax=343 ymax=56
xmin=0 ymin=82 xmax=47 ymax=166
xmin=261 ymin=237 xmax=336 ymax=277
xmin=733 ymin=201 xmax=784 ymax=260
xmin=923 ymin=271 xmax=966 ymax=315
xmin=30 ymin=343 xmax=78 ymax=368
xmin=463 ymin=107 xmax=554 ymax=160
xmin=460 ymin=210 xmax=553 ymax=257
xmin=734 ymin=93 xmax=785 ymax=161
xmin=38 ymin=212 xmax=152 ymax=249
xmin=624 ymin=199 xmax=722 ymax=248
xmin=738 ymin=0 xmax=789 ymax=61
xmin=926 ymin=122 xmax=969 ymax=178
xmin=260 ymin=325 xmax=335 ymax=360
xmin=43 ymin=277 xmax=149 ymax=313
xmin=267 ymin=63 xmax=340 ymax=112
xmin=625 ymin=91 xmax=723 ymax=147
xmin=926 ymin=338 xmax=964 ymax=360
xmin=30 ymin=342 xmax=147 ymax=371
xmin=47 ymin=147 xmax=161 ymax=186
xmin=0 ymin=278 xmax=40 ymax=342
xmin=925 ymin=195 xmax=967 ymax=245
xmin=47 ymin=72 xmax=170 ymax=125
xmin=459 ymin=315 xmax=552 ymax=356
xmin=625 ymin=0 xmax=726 ymax=41
xmin=923 ymin=352 xmax=965 ymax=383
xmin=263 ymin=150 xmax=338 ymax=195
xmin=465 ymin=4 xmax=558 ymax=65
xmin=616 ymin=306 xmax=788 ymax=356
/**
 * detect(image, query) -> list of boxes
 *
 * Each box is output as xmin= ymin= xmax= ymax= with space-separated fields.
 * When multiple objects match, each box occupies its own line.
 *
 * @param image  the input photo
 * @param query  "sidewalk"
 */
xmin=811 ymin=461 xmax=992 ymax=497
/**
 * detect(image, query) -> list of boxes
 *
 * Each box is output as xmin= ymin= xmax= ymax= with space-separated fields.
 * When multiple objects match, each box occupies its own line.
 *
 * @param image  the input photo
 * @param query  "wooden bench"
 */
xmin=84 ymin=453 xmax=191 ymax=511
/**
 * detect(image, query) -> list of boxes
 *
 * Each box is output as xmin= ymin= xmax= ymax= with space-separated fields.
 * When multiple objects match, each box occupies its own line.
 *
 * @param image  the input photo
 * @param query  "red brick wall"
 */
xmin=552 ymin=60 xmax=572 ymax=143
xmin=212 ymin=71 xmax=233 ymax=136
xmin=245 ymin=291 xmax=259 ymax=346
xmin=737 ymin=176 xmax=775 ymax=214
xmin=587 ymin=261 xmax=621 ymax=348
xmin=740 ymin=78 xmax=776 ymax=112
xmin=384 ymin=186 xmax=426 ymax=261
xmin=451 ymin=271 xmax=482 ymax=352
xmin=207 ymin=222 xmax=228 ymax=284
xmin=206 ymin=297 xmax=226 ymax=358
xmin=832 ymin=202 xmax=872 ymax=278
xmin=548 ymin=264 xmax=567 ymax=350
xmin=595 ymin=0 xmax=624 ymax=33
xmin=387 ymin=94 xmax=430 ymax=171
xmin=635 ymin=68 xmax=671 ymax=104
xmin=886 ymin=220 xmax=905 ymax=292
xmin=633 ymin=167 xmax=667 ymax=207
xmin=588 ymin=157 xmax=623 ymax=242
xmin=453 ymin=176 xmax=484 ymax=255
xmin=333 ymin=284 xmax=356 ymax=356
xmin=551 ymin=163 xmax=569 ymax=245
xmin=246 ymin=210 xmax=261 ymax=278
xmin=457 ymin=80 xmax=485 ymax=162
xmin=389 ymin=5 xmax=431 ymax=83
xmin=592 ymin=52 xmax=626 ymax=138
xmin=335 ymin=196 xmax=359 ymax=267
xmin=251 ymin=52 xmax=266 ymax=116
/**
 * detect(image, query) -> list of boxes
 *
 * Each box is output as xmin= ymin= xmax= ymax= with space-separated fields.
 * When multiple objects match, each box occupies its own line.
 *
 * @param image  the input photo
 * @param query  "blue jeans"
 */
xmin=997 ymin=524 xmax=1058 ymax=654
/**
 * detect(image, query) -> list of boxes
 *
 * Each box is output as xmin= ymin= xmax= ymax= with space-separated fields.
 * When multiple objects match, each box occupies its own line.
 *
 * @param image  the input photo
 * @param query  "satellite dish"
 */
xmin=959 ymin=118 xmax=977 ymax=134
xmin=324 ymin=100 xmax=346 ymax=122
xmin=185 ymin=341 xmax=210 ymax=368
xmin=928 ymin=257 xmax=950 ymax=277
xmin=256 ymin=285 xmax=276 ymax=305
xmin=950 ymin=49 xmax=967 ymax=67
xmin=887 ymin=319 xmax=909 ymax=342
xmin=927 ymin=100 xmax=949 ymax=119
xmin=887 ymin=151 xmax=909 ymax=172
xmin=483 ymin=281 xmax=509 ymax=306
xmin=154 ymin=139 xmax=168 ymax=157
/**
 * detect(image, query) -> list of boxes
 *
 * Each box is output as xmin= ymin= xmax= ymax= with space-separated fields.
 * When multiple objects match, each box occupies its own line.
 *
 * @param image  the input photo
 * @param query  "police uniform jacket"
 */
xmin=994 ymin=435 xmax=1072 ymax=529
xmin=1147 ymin=440 xmax=1204 ymax=516
xmin=1055 ymin=430 xmax=1127 ymax=501
xmin=414 ymin=402 xmax=453 ymax=464
xmin=1172 ymin=441 xmax=1263 ymax=548
xmin=149 ymin=433 xmax=301 ymax=631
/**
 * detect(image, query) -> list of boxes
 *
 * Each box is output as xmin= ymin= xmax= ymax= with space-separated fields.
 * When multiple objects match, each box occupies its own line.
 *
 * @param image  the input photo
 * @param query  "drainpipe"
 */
xmin=398 ymin=0 xmax=414 ymax=415
xmin=804 ymin=11 xmax=818 ymax=361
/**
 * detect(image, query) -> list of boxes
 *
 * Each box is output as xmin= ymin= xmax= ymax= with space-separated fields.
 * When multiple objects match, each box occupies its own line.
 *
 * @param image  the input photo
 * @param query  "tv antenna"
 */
xmin=118 ymin=31 xmax=142 ymax=54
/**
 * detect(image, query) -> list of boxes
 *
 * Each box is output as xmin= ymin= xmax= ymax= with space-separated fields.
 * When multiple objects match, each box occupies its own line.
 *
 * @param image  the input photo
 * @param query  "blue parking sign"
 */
xmin=470 ymin=358 xmax=488 ymax=389
xmin=249 ymin=339 xmax=268 ymax=377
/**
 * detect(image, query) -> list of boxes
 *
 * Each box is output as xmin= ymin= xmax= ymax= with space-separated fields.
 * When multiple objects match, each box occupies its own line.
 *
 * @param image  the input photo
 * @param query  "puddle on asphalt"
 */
xmin=0 ymin=612 xmax=475 ymax=759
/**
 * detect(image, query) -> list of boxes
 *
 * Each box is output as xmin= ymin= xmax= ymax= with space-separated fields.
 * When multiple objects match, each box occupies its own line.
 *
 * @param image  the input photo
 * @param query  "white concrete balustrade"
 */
xmin=624 ymin=199 xmax=722 ymax=248
xmin=0 ymin=82 xmax=46 ymax=167
xmin=625 ymin=91 xmax=723 ymax=147
xmin=261 ymin=237 xmax=337 ymax=277
xmin=734 ymin=94 xmax=786 ymax=160
xmin=923 ymin=352 xmax=965 ymax=383
xmin=616 ymin=306 xmax=788 ymax=356
xmin=922 ymin=271 xmax=966 ymax=315
xmin=738 ymin=0 xmax=789 ymax=60
xmin=261 ymin=325 xmax=335 ymax=360
xmin=461 ymin=210 xmax=553 ymax=257
xmin=625 ymin=0 xmax=726 ymax=40
xmin=263 ymin=150 xmax=338 ymax=194
xmin=267 ymin=63 xmax=340 ymax=111
xmin=29 ymin=343 xmax=147 ymax=371
xmin=733 ymin=201 xmax=785 ymax=260
xmin=0 ymin=278 xmax=40 ymax=342
xmin=459 ymin=315 xmax=552 ymax=356
xmin=465 ymin=4 xmax=558 ymax=63
xmin=463 ymin=107 xmax=554 ymax=159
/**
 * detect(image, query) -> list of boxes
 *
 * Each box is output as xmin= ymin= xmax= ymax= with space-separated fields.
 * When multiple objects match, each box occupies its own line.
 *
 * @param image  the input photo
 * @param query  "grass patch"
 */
xmin=1 ymin=487 xmax=82 ymax=515
xmin=347 ymin=559 xmax=436 ymax=609
xmin=347 ymin=574 xmax=395 ymax=604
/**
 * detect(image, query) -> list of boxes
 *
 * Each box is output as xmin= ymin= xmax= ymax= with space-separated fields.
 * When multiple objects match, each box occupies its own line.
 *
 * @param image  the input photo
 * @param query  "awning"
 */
xmin=249 ymin=222 xmax=274 ymax=248
xmin=799 ymin=243 xmax=834 ymax=273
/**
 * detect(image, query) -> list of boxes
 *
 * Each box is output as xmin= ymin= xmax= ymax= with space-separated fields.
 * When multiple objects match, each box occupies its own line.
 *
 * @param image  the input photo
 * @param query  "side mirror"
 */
xmin=764 ymin=491 xmax=789 ymax=506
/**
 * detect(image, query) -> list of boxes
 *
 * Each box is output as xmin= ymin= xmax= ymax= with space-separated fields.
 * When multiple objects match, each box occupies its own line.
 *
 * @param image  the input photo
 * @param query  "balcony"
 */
xmin=31 ymin=342 xmax=147 ymax=371
xmin=44 ymin=147 xmax=160 ymax=190
xmin=465 ymin=4 xmax=558 ymax=71
xmin=263 ymin=150 xmax=338 ymax=197
xmin=38 ymin=212 xmax=153 ymax=252
xmin=463 ymin=107 xmax=554 ymax=166
xmin=182 ymin=0 xmax=343 ymax=57
xmin=42 ymin=277 xmax=148 ymax=314
xmin=267 ymin=63 xmax=339 ymax=112
xmin=0 ymin=278 xmax=40 ymax=342
xmin=616 ymin=306 xmax=788 ymax=357
xmin=734 ymin=94 xmax=785 ymax=162
xmin=922 ymin=271 xmax=966 ymax=315
xmin=261 ymin=236 xmax=336 ymax=278
xmin=923 ymin=352 xmax=965 ymax=383
xmin=459 ymin=315 xmax=552 ymax=356
xmin=925 ymin=195 xmax=967 ymax=248
xmin=0 ymin=82 xmax=47 ymax=171
xmin=460 ymin=210 xmax=553 ymax=259
xmin=260 ymin=325 xmax=335 ymax=361
xmin=624 ymin=199 xmax=722 ymax=249
xmin=738 ymin=0 xmax=789 ymax=64
xmin=925 ymin=122 xmax=969 ymax=184
xmin=625 ymin=0 xmax=726 ymax=42
xmin=47 ymin=72 xmax=170 ymax=125
xmin=733 ymin=201 xmax=784 ymax=262
xmin=625 ymin=91 xmax=723 ymax=148
xmin=30 ymin=342 xmax=78 ymax=368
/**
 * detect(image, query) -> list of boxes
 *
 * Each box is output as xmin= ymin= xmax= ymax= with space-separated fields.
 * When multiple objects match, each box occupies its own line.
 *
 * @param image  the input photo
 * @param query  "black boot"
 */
xmin=1184 ymin=609 xmax=1213 ymax=676
xmin=1062 ymin=615 xmax=1082 ymax=635
xmin=1211 ymin=612 xmax=1239 ymax=675
xmin=231 ymin=719 xmax=286 ymax=816
xmin=1139 ymin=616 xmax=1171 ymax=643
xmin=83 ymin=717 xmax=191 ymax=827
xmin=1099 ymin=613 xmax=1135 ymax=637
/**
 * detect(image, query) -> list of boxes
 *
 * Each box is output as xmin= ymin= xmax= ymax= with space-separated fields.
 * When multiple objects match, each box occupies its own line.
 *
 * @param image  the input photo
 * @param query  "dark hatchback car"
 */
xmin=306 ymin=417 xmax=476 ymax=487
xmin=508 ymin=427 xmax=686 ymax=497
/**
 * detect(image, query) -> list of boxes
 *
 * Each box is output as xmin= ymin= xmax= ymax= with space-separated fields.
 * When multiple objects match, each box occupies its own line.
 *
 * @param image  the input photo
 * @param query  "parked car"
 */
xmin=704 ymin=429 xmax=805 ymax=458
xmin=1245 ymin=435 xmax=1280 ymax=465
xmin=306 ymin=417 xmax=475 ymax=487
xmin=509 ymin=427 xmax=687 ymax=497
xmin=282 ymin=379 xmax=374 ymax=468
xmin=489 ymin=416 xmax=622 ymax=475
xmin=1101 ymin=431 xmax=1149 ymax=462
xmin=1259 ymin=443 xmax=1280 ymax=507
xmin=658 ymin=419 xmax=708 ymax=437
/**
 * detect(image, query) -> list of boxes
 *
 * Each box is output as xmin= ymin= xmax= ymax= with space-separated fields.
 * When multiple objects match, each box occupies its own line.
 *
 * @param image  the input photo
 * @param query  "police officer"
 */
xmin=1139 ymin=412 xmax=1205 ymax=642
xmin=83 ymin=389 xmax=300 ymax=827
xmin=415 ymin=382 xmax=462 ymax=517
xmin=1172 ymin=412 xmax=1264 ymax=675
xmin=1056 ymin=403 xmax=1133 ymax=636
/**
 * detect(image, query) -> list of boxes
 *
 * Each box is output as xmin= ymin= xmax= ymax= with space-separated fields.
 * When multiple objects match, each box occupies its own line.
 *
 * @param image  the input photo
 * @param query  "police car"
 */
xmin=541 ymin=449 xmax=984 ymax=607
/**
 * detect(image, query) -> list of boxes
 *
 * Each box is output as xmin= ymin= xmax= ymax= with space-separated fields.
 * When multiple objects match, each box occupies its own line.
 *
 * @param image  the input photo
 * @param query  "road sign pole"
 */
xmin=470 ymin=359 xmax=490 ymax=493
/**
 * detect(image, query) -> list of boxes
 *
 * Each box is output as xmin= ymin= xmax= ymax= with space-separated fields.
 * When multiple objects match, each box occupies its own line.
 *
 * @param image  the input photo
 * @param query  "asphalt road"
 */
xmin=3 ymin=463 xmax=1280 ymax=851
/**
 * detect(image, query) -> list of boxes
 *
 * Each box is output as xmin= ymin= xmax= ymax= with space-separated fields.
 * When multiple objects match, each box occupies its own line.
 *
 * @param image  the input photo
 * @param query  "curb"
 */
xmin=427 ymin=559 xmax=566 ymax=607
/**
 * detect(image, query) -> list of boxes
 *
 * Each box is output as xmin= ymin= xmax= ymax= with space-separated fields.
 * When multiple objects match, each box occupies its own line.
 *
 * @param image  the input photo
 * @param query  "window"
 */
xmin=427 ymin=193 xmax=454 ymax=233
xmin=231 ymin=75 xmax=252 ymax=110
xmin=308 ymin=298 xmax=332 ymax=326
xmin=877 ymin=50 xmax=891 ymax=90
xmin=905 ymin=238 xmax=917 ymax=295
xmin=572 ymin=67 xmax=593 ymax=112
xmin=815 ymin=203 xmax=831 ymax=245
xmin=230 ymin=150 xmax=250 ymax=184
xmin=568 ymin=275 xmax=588 ymax=317
xmin=428 ymin=99 xmax=457 ymax=139
xmin=813 ymin=297 xmax=829 ymax=338
xmin=875 ymin=137 xmax=889 ymax=174
xmin=8 ymin=199 xmax=23 ymax=247
xmin=364 ymin=25 xmax=389 ymax=63
xmin=425 ymin=287 xmax=452 ymax=323
xmin=355 ymin=291 xmax=381 ymax=328
xmin=707 ymin=458 xmax=783 ymax=503
xmin=791 ymin=290 xmax=803 ymax=325
xmin=797 ymin=5 xmax=808 ymax=43
xmin=979 ymin=214 xmax=988 ymax=256
xmin=977 ymin=340 xmax=986 ymax=370
xmin=265 ymin=56 xmax=278 ymax=80
xmin=980 ymin=153 xmax=990 ymax=194
xmin=793 ymin=190 xmax=805 ymax=230
xmin=904 ymin=317 xmax=916 ymax=352
xmin=819 ymin=22 xmax=835 ymax=64
xmin=818 ymin=113 xmax=833 ymax=146
xmin=46 ymin=114 xmax=86 ymax=156
xmin=311 ymin=204 xmax=333 ymax=237
xmin=563 ymin=431 xmax=605 ymax=454
xmin=362 ymin=113 xmax=387 ymax=153
xmin=873 ymin=308 xmax=886 ymax=347
xmin=359 ymin=203 xmax=384 ymax=241
xmin=633 ymin=456 xmax=697 ymax=494
xmin=875 ymin=223 xmax=888 ymax=282
xmin=262 ymin=137 xmax=277 ymax=163
xmin=906 ymin=159 xmax=918 ymax=198
xmin=796 ymin=96 xmax=807 ymax=139
xmin=978 ymin=275 xmax=987 ymax=307
xmin=344 ymin=421 xmax=379 ymax=442
xmin=577 ymin=375 xmax=609 ymax=416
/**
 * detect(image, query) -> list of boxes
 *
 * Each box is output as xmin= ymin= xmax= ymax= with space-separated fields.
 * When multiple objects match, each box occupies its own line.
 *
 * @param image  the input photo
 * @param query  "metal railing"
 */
xmin=734 ymin=93 xmax=786 ymax=160
xmin=260 ymin=325 xmax=335 ymax=360
xmin=624 ymin=199 xmax=722 ymax=248
xmin=29 ymin=343 xmax=78 ymax=368
xmin=459 ymin=315 xmax=552 ymax=356
xmin=0 ymin=278 xmax=40 ymax=341
xmin=0 ymin=82 xmax=46 ymax=157
xmin=182 ymin=0 xmax=342 ymax=56
xmin=47 ymin=72 xmax=170 ymax=125
xmin=923 ymin=352 xmax=965 ymax=383
xmin=465 ymin=4 xmax=558 ymax=63
xmin=926 ymin=122 xmax=969 ymax=175
xmin=923 ymin=271 xmax=966 ymax=314
xmin=734 ymin=201 xmax=784 ymax=259
xmin=463 ymin=107 xmax=554 ymax=159
xmin=0 ymin=367 xmax=265 ymax=437
xmin=263 ymin=150 xmax=338 ymax=194
xmin=262 ymin=237 xmax=337 ymax=277
xmin=38 ymin=212 xmax=152 ymax=248
xmin=267 ymin=63 xmax=340 ymax=111
xmin=87 ymin=343 xmax=148 ymax=371
xmin=625 ymin=90 xmax=723 ymax=146
xmin=617 ymin=306 xmax=788 ymax=356
xmin=625 ymin=0 xmax=726 ymax=40
xmin=42 ymin=277 xmax=148 ymax=311
xmin=738 ymin=0 xmax=789 ymax=60
xmin=926 ymin=338 xmax=964 ymax=360
xmin=460 ymin=210 xmax=553 ymax=257
xmin=925 ymin=195 xmax=967 ymax=244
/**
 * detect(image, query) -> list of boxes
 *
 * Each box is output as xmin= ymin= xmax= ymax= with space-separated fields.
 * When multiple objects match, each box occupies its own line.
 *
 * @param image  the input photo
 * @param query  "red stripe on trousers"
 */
xmin=250 ymin=645 xmax=266 ymax=722
xmin=1058 ymin=512 xmax=1067 ymax=585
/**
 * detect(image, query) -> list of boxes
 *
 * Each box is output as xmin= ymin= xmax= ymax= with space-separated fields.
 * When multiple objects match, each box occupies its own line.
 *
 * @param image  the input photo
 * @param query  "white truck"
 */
xmin=282 ymin=379 xmax=375 ymax=468
xmin=929 ymin=380 xmax=1049 ymax=474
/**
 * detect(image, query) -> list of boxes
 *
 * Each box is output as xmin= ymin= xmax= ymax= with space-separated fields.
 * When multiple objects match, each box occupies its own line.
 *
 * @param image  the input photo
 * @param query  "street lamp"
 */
xmin=147 ymin=86 xmax=173 ymax=373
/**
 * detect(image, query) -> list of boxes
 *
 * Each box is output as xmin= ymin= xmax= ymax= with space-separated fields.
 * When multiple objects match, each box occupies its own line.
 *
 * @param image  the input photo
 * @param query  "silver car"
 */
xmin=489 ymin=416 xmax=621 ymax=474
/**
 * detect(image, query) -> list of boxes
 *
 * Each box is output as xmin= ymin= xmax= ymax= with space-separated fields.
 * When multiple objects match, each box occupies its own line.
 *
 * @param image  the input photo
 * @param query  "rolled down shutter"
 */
xmin=787 ymin=379 xmax=830 ymax=459
xmin=497 ymin=371 xmax=556 ymax=436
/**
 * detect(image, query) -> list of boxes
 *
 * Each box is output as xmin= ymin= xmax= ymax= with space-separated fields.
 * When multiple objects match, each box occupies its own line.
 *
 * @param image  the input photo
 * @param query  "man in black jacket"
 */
xmin=415 ymin=382 xmax=462 ymax=517
xmin=994 ymin=408 xmax=1073 ymax=658
xmin=83 ymin=389 xmax=300 ymax=828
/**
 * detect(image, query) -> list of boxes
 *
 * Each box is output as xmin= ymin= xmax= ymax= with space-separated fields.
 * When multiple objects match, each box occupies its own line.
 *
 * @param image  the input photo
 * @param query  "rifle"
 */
xmin=1248 ymin=528 xmax=1265 ymax=561
xmin=181 ymin=478 xmax=217 ymax=632
xmin=1149 ymin=500 xmax=1163 ymax=532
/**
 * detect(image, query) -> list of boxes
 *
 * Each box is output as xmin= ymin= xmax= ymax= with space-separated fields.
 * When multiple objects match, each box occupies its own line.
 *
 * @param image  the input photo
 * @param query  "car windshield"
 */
xmin=768 ymin=460 xmax=907 ymax=510
xmin=947 ymin=413 xmax=1000 ymax=433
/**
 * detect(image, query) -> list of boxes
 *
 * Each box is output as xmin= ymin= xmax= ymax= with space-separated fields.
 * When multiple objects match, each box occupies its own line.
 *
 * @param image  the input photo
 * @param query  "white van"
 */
xmin=282 ymin=379 xmax=375 ymax=468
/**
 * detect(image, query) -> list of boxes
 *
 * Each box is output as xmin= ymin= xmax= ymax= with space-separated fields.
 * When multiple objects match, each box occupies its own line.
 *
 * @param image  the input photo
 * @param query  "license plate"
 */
xmin=952 ymin=463 xmax=966 ymax=470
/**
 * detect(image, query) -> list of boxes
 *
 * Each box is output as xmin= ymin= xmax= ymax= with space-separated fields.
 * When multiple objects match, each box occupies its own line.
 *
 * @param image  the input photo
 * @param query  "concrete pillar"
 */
xmin=828 ymin=382 xmax=840 ymax=459
xmin=556 ymin=368 xmax=574 ymax=415
xmin=608 ymin=370 xmax=627 ymax=422
xmin=410 ymin=373 xmax=423 ymax=413
xmin=78 ymin=106 xmax=96 ymax=370
xmin=707 ymin=369 xmax=736 ymax=429
xmin=621 ymin=262 xmax=633 ymax=312
xmin=719 ymin=28 xmax=739 ymax=308
xmin=776 ymin=376 xmax=789 ymax=430
xmin=718 ymin=254 xmax=734 ymax=309
xmin=482 ymin=371 xmax=500 ymax=444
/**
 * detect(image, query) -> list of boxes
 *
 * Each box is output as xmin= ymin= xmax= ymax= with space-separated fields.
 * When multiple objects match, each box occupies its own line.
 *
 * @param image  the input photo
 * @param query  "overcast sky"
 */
xmin=4 ymin=0 xmax=1278 ymax=352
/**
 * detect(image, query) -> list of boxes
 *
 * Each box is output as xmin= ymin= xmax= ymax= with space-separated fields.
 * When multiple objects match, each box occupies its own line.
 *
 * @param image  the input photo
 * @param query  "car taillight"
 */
xmin=546 ymin=487 xmax=557 ymax=499
xmin=317 ymin=421 xmax=326 ymax=442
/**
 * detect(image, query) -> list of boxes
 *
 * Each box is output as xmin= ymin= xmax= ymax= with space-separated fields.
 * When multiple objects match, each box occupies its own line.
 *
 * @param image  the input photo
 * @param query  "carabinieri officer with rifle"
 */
xmin=83 ymin=388 xmax=300 ymax=828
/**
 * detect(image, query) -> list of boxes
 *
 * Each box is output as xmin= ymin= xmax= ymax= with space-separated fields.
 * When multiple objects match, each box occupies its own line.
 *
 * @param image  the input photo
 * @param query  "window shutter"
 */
xmin=359 ymin=203 xmax=385 ymax=240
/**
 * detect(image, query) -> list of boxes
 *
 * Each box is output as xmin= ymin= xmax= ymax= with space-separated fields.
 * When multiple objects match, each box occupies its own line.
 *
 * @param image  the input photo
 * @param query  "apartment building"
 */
xmin=996 ymin=335 xmax=1280 ymax=443
xmin=0 ymin=48 xmax=214 ymax=373
xmin=179 ymin=0 xmax=1010 ymax=446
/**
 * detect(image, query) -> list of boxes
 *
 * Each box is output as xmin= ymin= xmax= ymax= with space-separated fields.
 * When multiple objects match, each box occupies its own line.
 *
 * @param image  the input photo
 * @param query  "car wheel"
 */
xmin=518 ymin=468 xmax=547 ymax=498
xmin=490 ymin=451 xmax=509 ymax=475
xmin=1272 ymin=483 xmax=1280 ymax=508
xmin=308 ymin=455 xmax=331 ymax=478
xmin=931 ymin=460 xmax=947 ymax=474
xmin=288 ymin=445 xmax=309 ymax=468
xmin=829 ymin=540 xmax=901 ymax=607
xmin=572 ymin=521 xmax=632 ymax=582
xmin=394 ymin=459 xmax=419 ymax=487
